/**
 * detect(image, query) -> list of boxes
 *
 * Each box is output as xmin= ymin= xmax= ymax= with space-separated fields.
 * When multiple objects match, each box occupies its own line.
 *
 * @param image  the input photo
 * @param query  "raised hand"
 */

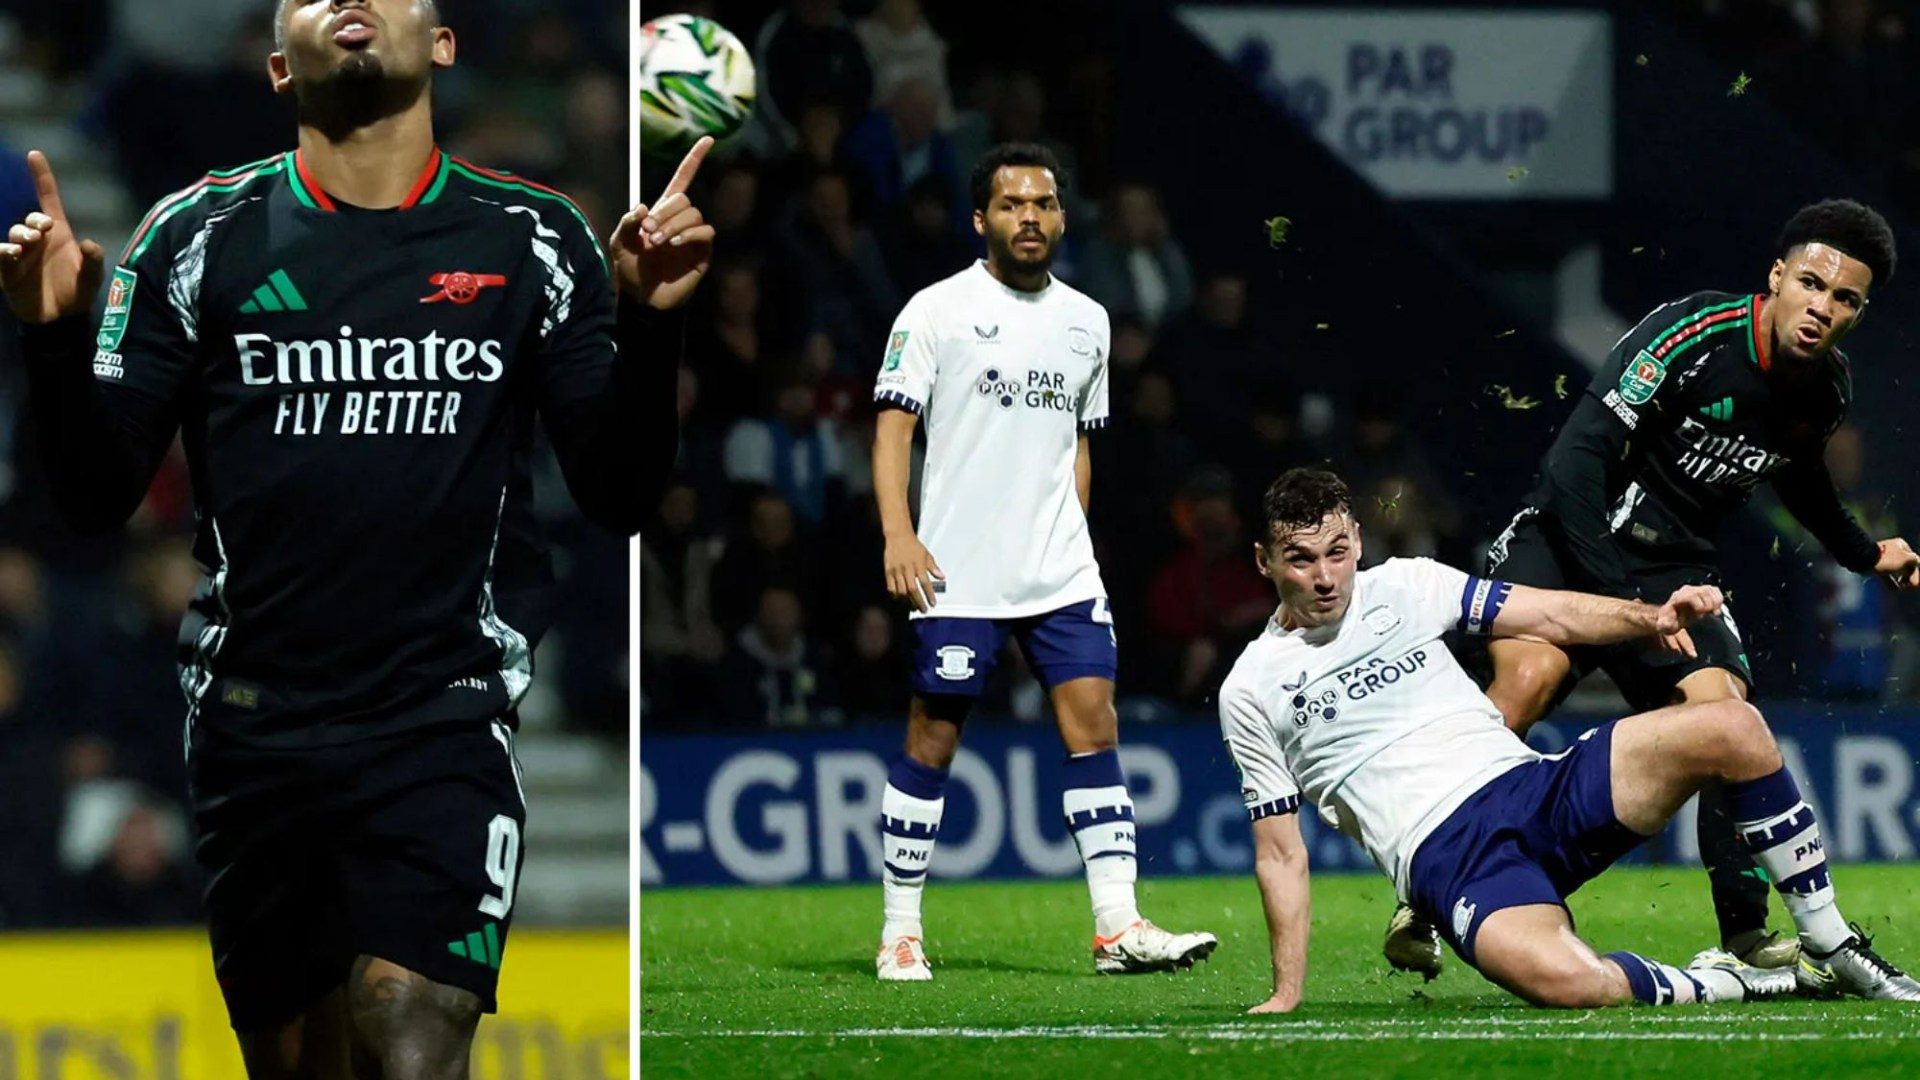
xmin=1875 ymin=537 xmax=1919 ymax=590
xmin=1651 ymin=584 xmax=1723 ymax=656
xmin=612 ymin=136 xmax=716 ymax=310
xmin=0 ymin=151 xmax=107 ymax=325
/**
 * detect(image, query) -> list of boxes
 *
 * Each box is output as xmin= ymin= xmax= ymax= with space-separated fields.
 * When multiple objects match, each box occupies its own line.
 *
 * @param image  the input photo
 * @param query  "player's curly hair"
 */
xmin=969 ymin=142 xmax=1067 ymax=213
xmin=1261 ymin=468 xmax=1352 ymax=545
xmin=1777 ymin=199 xmax=1896 ymax=286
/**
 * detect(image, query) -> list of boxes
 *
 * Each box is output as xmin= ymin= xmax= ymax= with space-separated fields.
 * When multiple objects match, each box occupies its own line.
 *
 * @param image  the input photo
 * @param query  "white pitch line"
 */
xmin=643 ymin=1025 xmax=1904 ymax=1043
xmin=644 ymin=1011 xmax=1900 ymax=1033
xmin=1194 ymin=1012 xmax=1899 ymax=1027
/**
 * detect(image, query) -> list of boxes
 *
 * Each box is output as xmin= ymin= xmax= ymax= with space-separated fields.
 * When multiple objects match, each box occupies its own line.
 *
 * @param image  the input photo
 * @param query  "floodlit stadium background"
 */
xmin=639 ymin=0 xmax=1920 ymax=894
xmin=0 ymin=1 xmax=629 ymax=1073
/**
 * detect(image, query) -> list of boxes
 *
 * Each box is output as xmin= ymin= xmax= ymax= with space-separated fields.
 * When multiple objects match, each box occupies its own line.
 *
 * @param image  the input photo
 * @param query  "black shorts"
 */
xmin=189 ymin=716 xmax=528 ymax=1031
xmin=1481 ymin=507 xmax=1752 ymax=713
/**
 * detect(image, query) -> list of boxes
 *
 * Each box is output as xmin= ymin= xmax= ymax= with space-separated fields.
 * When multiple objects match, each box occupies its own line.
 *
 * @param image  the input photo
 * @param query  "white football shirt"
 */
xmin=1218 ymin=558 xmax=1541 ymax=898
xmin=873 ymin=261 xmax=1111 ymax=619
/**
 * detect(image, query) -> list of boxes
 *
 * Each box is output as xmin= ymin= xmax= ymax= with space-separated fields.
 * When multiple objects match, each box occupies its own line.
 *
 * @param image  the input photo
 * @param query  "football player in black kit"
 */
xmin=1382 ymin=199 xmax=1920 ymax=991
xmin=0 ymin=0 xmax=709 ymax=1076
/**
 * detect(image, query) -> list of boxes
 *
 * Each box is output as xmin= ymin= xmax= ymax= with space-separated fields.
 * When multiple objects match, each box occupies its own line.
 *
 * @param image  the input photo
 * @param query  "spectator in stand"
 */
xmin=836 ymin=603 xmax=912 ymax=722
xmin=561 ymin=68 xmax=626 ymax=208
xmin=642 ymin=483 xmax=726 ymax=720
xmin=687 ymin=259 xmax=768 ymax=397
xmin=1344 ymin=390 xmax=1463 ymax=563
xmin=68 ymin=534 xmax=198 ymax=800
xmin=754 ymin=0 xmax=874 ymax=151
xmin=2 ymin=2 xmax=107 ymax=76
xmin=90 ymin=7 xmax=288 ymax=210
xmin=59 ymin=783 xmax=201 ymax=927
xmin=776 ymin=167 xmax=902 ymax=361
xmin=800 ymin=330 xmax=864 ymax=419
xmin=953 ymin=73 xmax=1082 ymax=215
xmin=711 ymin=489 xmax=820 ymax=631
xmin=1105 ymin=315 xmax=1158 ymax=404
xmin=1094 ymin=371 xmax=1200 ymax=627
xmin=492 ymin=10 xmax=585 ymax=120
xmin=1158 ymin=271 xmax=1302 ymax=501
xmin=1781 ymin=1 xmax=1910 ymax=187
xmin=1072 ymin=182 xmax=1193 ymax=328
xmin=821 ymin=487 xmax=893 ymax=628
xmin=1145 ymin=468 xmax=1274 ymax=704
xmin=762 ymin=98 xmax=871 ymax=216
xmin=835 ymin=400 xmax=922 ymax=505
xmin=2 ymin=544 xmax=118 ymax=771
xmin=442 ymin=9 xmax=586 ymax=188
xmin=855 ymin=0 xmax=955 ymax=130
xmin=843 ymin=77 xmax=969 ymax=234
xmin=686 ymin=257 xmax=786 ymax=434
xmin=723 ymin=367 xmax=849 ymax=530
xmin=1767 ymin=424 xmax=1901 ymax=700
xmin=717 ymin=586 xmax=842 ymax=727
xmin=883 ymin=173 xmax=978 ymax=296
xmin=673 ymin=365 xmax=731 ymax=524
xmin=705 ymin=159 xmax=775 ymax=261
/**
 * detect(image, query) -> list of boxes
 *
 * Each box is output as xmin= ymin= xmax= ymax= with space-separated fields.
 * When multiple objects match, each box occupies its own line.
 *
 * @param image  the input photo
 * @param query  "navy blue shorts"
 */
xmin=1405 ymin=721 xmax=1646 ymax=965
xmin=910 ymin=598 xmax=1118 ymax=697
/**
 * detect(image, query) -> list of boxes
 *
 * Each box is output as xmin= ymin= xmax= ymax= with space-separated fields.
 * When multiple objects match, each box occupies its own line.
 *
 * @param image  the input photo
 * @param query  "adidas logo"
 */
xmin=240 ymin=269 xmax=309 ymax=314
xmin=1699 ymin=396 xmax=1734 ymax=422
xmin=448 ymin=922 xmax=505 ymax=970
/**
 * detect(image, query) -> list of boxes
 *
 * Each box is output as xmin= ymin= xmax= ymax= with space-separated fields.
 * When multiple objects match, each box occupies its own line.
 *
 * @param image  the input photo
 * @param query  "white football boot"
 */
xmin=1092 ymin=920 xmax=1218 ymax=974
xmin=876 ymin=934 xmax=933 ymax=982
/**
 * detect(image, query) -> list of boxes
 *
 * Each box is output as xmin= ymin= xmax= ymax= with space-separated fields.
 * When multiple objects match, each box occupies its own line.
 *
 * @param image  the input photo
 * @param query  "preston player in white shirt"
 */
xmin=867 ymin=143 xmax=1215 ymax=981
xmin=1220 ymin=467 xmax=1919 ymax=1010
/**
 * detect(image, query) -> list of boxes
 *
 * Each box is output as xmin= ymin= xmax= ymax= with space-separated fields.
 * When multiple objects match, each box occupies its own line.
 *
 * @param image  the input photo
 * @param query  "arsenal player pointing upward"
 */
xmin=0 ymin=0 xmax=707 ymax=1075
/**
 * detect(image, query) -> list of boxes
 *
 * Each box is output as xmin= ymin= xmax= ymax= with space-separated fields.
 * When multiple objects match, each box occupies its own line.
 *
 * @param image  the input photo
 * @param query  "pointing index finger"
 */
xmin=658 ymin=136 xmax=714 ymax=200
xmin=26 ymin=151 xmax=66 ymax=222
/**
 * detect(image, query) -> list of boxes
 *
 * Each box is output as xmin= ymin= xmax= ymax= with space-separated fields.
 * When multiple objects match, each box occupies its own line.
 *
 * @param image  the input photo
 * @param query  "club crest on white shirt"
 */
xmin=1066 ymin=326 xmax=1096 ymax=356
xmin=1362 ymin=604 xmax=1403 ymax=635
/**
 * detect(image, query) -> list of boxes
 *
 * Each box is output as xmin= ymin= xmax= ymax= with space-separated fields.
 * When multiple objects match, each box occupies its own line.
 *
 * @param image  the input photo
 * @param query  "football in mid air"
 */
xmin=638 ymin=13 xmax=757 ymax=160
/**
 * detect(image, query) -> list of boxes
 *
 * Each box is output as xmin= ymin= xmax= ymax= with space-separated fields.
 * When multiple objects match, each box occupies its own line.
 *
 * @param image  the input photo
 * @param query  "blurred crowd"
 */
xmin=0 ymin=0 xmax=627 ymax=929
xmin=643 ymin=0 xmax=1919 ymax=733
xmin=1673 ymin=0 xmax=1920 ymax=212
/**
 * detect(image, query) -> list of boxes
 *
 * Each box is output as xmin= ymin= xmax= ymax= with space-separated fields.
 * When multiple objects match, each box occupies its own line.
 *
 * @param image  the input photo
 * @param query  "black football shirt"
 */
xmin=1524 ymin=289 xmax=1878 ymax=595
xmin=20 ymin=147 xmax=676 ymax=749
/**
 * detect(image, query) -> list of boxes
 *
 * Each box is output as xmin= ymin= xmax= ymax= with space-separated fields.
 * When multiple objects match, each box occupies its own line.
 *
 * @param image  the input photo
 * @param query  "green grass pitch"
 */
xmin=640 ymin=865 xmax=1920 ymax=1078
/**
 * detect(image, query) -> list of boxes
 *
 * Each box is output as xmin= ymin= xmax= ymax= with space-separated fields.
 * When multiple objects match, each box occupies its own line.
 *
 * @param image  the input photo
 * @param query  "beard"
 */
xmin=990 ymin=229 xmax=1056 ymax=276
xmin=293 ymin=50 xmax=429 ymax=140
